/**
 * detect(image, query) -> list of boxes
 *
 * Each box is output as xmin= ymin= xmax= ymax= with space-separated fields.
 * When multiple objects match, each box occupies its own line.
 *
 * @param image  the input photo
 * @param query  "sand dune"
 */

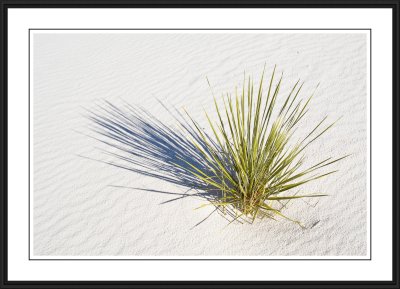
xmin=32 ymin=32 xmax=368 ymax=257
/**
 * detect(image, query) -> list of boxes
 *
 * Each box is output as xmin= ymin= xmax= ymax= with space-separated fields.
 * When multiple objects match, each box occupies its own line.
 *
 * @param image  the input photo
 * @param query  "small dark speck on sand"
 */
xmin=310 ymin=220 xmax=320 ymax=229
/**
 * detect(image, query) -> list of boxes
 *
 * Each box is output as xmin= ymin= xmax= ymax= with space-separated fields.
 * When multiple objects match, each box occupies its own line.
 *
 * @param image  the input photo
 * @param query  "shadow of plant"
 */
xmin=86 ymin=100 xmax=240 ymax=224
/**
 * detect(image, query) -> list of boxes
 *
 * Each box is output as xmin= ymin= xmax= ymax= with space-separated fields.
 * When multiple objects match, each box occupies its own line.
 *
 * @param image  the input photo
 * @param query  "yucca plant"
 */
xmin=181 ymin=65 xmax=347 ymax=226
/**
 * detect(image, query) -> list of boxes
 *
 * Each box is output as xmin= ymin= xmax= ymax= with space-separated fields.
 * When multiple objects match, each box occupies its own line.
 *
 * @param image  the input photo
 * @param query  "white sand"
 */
xmin=32 ymin=32 xmax=368 ymax=257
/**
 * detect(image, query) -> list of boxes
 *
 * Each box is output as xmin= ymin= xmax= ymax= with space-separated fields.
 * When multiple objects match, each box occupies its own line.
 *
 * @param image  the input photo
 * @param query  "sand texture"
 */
xmin=32 ymin=32 xmax=367 ymax=257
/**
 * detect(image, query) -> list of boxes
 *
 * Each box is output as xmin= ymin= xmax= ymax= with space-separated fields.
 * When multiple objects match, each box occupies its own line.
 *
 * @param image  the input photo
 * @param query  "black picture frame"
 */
xmin=0 ymin=1 xmax=398 ymax=288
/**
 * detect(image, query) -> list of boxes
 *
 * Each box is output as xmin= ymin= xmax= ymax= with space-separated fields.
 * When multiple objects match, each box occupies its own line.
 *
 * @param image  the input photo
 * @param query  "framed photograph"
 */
xmin=1 ymin=1 xmax=399 ymax=288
